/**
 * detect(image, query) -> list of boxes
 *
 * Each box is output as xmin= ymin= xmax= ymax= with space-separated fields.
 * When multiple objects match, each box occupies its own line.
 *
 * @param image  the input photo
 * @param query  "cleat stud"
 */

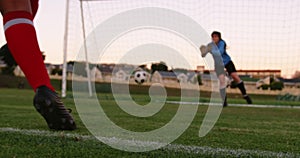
xmin=35 ymin=104 xmax=40 ymax=109
xmin=61 ymin=118 xmax=66 ymax=123
xmin=45 ymin=99 xmax=52 ymax=106
xmin=69 ymin=120 xmax=74 ymax=124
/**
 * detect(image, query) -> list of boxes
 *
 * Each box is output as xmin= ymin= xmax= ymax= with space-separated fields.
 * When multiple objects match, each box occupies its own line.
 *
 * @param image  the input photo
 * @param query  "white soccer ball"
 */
xmin=134 ymin=71 xmax=148 ymax=84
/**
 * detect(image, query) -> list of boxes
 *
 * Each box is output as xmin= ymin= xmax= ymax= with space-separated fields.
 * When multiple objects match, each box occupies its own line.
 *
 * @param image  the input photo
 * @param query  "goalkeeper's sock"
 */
xmin=237 ymin=81 xmax=247 ymax=95
xmin=237 ymin=81 xmax=253 ymax=104
xmin=3 ymin=11 xmax=54 ymax=92
xmin=220 ymin=88 xmax=228 ymax=107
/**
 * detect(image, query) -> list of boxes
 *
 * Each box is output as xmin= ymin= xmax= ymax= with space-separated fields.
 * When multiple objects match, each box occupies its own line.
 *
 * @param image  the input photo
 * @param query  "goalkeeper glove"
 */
xmin=200 ymin=42 xmax=214 ymax=57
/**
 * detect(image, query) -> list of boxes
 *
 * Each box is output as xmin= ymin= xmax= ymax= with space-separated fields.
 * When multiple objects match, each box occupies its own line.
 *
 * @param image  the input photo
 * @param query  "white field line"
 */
xmin=0 ymin=127 xmax=298 ymax=157
xmin=166 ymin=101 xmax=300 ymax=109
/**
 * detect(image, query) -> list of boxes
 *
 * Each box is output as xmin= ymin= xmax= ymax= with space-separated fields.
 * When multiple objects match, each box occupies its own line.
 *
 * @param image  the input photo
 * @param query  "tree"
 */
xmin=51 ymin=68 xmax=63 ymax=76
xmin=0 ymin=44 xmax=17 ymax=75
xmin=69 ymin=61 xmax=95 ymax=77
xmin=151 ymin=62 xmax=168 ymax=74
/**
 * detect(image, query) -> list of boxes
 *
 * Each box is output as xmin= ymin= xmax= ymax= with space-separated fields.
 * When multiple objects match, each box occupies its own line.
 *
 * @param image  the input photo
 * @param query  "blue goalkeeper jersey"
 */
xmin=216 ymin=40 xmax=231 ymax=65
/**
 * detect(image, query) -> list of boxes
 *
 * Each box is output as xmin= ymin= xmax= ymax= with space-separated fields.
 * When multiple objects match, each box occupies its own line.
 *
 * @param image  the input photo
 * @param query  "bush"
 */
xmin=1 ymin=66 xmax=16 ymax=76
xmin=270 ymin=81 xmax=284 ymax=90
xmin=261 ymin=84 xmax=269 ymax=90
xmin=51 ymin=68 xmax=63 ymax=76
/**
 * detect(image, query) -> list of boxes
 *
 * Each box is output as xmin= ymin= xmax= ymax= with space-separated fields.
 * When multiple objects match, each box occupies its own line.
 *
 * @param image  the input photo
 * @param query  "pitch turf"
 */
xmin=0 ymin=88 xmax=300 ymax=157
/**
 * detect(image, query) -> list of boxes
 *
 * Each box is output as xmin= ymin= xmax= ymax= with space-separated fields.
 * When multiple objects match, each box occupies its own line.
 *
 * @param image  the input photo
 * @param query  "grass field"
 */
xmin=0 ymin=88 xmax=300 ymax=157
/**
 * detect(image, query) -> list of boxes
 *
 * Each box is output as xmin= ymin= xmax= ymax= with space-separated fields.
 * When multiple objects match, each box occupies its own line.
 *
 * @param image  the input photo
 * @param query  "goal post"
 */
xmin=62 ymin=0 xmax=103 ymax=98
xmin=62 ymin=0 xmax=118 ymax=97
xmin=61 ymin=0 xmax=70 ymax=98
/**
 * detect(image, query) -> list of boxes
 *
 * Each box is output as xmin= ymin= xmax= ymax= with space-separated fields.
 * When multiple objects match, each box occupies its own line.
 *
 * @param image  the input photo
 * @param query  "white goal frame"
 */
xmin=62 ymin=0 xmax=112 ymax=97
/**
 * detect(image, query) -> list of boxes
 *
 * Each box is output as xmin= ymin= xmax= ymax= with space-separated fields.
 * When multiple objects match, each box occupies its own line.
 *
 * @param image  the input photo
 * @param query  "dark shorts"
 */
xmin=225 ymin=61 xmax=237 ymax=75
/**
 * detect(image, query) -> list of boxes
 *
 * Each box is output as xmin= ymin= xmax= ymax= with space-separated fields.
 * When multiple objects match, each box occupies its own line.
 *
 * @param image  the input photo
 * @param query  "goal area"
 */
xmin=62 ymin=0 xmax=300 ymax=96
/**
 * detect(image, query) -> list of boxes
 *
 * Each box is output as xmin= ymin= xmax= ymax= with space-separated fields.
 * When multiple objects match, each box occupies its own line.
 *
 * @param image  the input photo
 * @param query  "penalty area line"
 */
xmin=166 ymin=101 xmax=300 ymax=109
xmin=0 ymin=127 xmax=298 ymax=157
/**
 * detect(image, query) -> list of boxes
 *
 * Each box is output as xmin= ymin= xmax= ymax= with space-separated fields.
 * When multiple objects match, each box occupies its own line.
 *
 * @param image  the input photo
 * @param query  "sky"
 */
xmin=0 ymin=0 xmax=66 ymax=65
xmin=0 ymin=0 xmax=300 ymax=77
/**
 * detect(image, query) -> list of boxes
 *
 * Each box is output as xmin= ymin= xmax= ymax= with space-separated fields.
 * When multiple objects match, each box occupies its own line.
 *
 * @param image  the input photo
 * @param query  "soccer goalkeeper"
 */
xmin=200 ymin=42 xmax=228 ymax=107
xmin=0 ymin=0 xmax=76 ymax=130
xmin=201 ymin=31 xmax=252 ymax=105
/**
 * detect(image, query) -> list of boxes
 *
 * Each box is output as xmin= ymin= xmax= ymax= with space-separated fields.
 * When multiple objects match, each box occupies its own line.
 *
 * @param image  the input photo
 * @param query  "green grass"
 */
xmin=0 ymin=88 xmax=300 ymax=157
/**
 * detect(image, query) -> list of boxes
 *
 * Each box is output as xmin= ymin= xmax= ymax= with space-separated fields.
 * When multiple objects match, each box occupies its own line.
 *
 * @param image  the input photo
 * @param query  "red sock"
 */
xmin=3 ymin=11 xmax=54 ymax=92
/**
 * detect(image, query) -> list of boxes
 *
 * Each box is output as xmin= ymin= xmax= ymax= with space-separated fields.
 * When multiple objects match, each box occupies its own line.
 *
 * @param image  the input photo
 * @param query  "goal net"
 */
xmin=63 ymin=0 xmax=300 ymax=96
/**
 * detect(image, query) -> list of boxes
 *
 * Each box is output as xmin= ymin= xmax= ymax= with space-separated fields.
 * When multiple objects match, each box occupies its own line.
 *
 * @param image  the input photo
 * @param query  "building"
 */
xmin=237 ymin=70 xmax=281 ymax=78
xmin=67 ymin=64 xmax=74 ymax=78
xmin=98 ymin=64 xmax=114 ymax=81
xmin=177 ymin=73 xmax=188 ymax=83
xmin=98 ymin=64 xmax=136 ymax=82
xmin=112 ymin=69 xmax=130 ymax=82
xmin=196 ymin=66 xmax=205 ymax=72
xmin=200 ymin=68 xmax=281 ymax=79
xmin=151 ymin=71 xmax=178 ymax=84
xmin=13 ymin=66 xmax=25 ymax=77
xmin=177 ymin=72 xmax=198 ymax=84
xmin=90 ymin=67 xmax=103 ymax=81
xmin=45 ymin=63 xmax=53 ymax=75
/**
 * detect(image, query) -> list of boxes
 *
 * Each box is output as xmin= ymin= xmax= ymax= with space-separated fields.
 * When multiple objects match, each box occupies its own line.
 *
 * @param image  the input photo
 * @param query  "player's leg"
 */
xmin=0 ymin=0 xmax=38 ymax=67
xmin=0 ymin=0 xmax=32 ymax=14
xmin=1 ymin=0 xmax=76 ymax=130
xmin=218 ymin=74 xmax=228 ymax=107
xmin=215 ymin=64 xmax=228 ymax=107
xmin=230 ymin=72 xmax=241 ymax=83
xmin=231 ymin=72 xmax=252 ymax=104
xmin=1 ymin=0 xmax=53 ymax=91
xmin=30 ymin=0 xmax=39 ymax=18
xmin=225 ymin=61 xmax=252 ymax=104
xmin=0 ymin=0 xmax=39 ymax=16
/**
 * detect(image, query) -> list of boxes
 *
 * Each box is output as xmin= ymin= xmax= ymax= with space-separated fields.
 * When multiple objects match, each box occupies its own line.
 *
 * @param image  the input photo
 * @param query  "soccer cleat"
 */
xmin=244 ymin=95 xmax=253 ymax=104
xmin=33 ymin=86 xmax=76 ymax=130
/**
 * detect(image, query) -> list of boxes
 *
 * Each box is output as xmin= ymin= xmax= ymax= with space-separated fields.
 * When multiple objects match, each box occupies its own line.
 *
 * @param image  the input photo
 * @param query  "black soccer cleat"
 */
xmin=33 ymin=86 xmax=76 ymax=130
xmin=244 ymin=95 xmax=253 ymax=104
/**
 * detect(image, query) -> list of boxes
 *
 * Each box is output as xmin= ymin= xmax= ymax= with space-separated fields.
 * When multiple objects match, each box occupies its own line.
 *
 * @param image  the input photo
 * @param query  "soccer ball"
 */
xmin=134 ymin=71 xmax=148 ymax=84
